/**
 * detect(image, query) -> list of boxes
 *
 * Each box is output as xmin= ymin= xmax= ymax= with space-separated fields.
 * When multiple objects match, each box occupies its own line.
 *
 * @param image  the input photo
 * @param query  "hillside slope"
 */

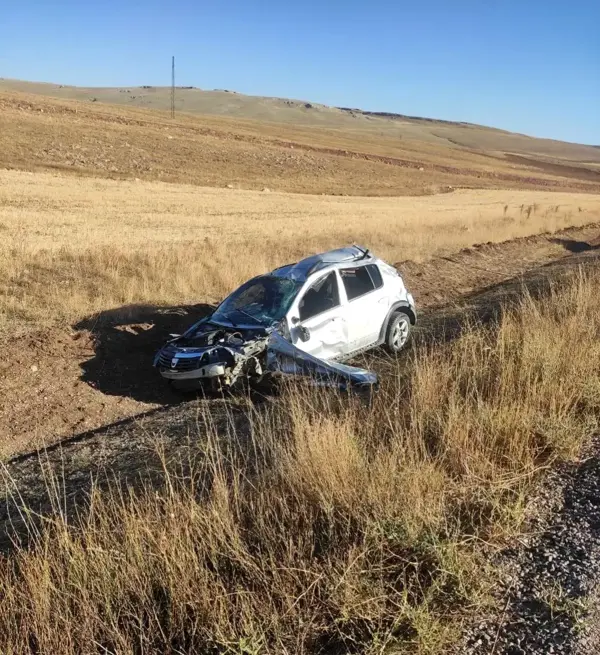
xmin=1 ymin=87 xmax=600 ymax=196
xmin=3 ymin=78 xmax=600 ymax=165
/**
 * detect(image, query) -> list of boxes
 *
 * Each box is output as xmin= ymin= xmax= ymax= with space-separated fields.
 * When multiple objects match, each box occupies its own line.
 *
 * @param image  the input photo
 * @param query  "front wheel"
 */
xmin=384 ymin=311 xmax=412 ymax=353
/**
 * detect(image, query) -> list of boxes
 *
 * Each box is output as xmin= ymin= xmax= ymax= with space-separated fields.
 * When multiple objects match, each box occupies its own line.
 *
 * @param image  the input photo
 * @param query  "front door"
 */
xmin=290 ymin=271 xmax=348 ymax=360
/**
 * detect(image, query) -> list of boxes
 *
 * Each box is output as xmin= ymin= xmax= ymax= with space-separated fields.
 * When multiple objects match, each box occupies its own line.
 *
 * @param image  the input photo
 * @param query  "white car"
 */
xmin=154 ymin=246 xmax=416 ymax=391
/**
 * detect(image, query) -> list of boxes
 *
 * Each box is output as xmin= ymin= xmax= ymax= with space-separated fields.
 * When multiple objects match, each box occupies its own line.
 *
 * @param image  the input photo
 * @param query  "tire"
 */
xmin=384 ymin=311 xmax=412 ymax=353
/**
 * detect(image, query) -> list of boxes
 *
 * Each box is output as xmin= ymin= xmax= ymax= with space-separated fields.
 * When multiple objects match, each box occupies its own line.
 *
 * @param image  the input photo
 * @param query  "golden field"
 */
xmin=2 ymin=85 xmax=600 ymax=653
xmin=2 ymin=272 xmax=600 ymax=653
xmin=1 ymin=168 xmax=599 ymax=333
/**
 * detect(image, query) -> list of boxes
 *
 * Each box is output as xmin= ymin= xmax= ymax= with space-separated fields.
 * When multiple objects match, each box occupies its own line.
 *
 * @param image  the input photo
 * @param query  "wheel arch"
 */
xmin=379 ymin=301 xmax=417 ymax=343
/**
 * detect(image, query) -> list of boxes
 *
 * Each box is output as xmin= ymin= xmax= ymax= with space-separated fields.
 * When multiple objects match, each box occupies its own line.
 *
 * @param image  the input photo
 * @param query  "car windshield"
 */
xmin=211 ymin=275 xmax=302 ymax=327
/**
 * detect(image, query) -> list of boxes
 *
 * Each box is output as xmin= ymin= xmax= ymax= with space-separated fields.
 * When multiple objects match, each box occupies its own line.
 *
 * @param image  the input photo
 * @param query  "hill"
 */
xmin=1 ymin=79 xmax=600 ymax=196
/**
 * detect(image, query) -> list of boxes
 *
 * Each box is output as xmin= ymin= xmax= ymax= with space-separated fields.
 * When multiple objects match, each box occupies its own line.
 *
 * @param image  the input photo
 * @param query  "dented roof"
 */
xmin=271 ymin=245 xmax=372 ymax=282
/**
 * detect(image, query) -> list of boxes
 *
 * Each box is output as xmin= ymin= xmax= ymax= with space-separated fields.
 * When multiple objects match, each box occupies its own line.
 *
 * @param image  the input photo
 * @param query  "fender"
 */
xmin=378 ymin=301 xmax=417 ymax=343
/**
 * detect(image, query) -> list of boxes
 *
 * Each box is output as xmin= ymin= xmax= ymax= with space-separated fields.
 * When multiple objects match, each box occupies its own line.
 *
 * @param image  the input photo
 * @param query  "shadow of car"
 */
xmin=74 ymin=302 xmax=214 ymax=403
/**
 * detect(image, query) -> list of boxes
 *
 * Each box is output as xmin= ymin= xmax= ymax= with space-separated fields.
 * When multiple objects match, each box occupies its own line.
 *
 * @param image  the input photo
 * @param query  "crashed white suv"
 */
xmin=154 ymin=246 xmax=416 ymax=391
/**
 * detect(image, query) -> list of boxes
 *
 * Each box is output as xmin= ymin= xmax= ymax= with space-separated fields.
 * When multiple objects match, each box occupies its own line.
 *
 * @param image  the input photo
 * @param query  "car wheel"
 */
xmin=385 ymin=311 xmax=411 ymax=353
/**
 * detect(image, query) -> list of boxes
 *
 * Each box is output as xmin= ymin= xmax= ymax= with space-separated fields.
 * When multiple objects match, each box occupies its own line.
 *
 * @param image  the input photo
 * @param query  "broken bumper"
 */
xmin=155 ymin=331 xmax=377 ymax=391
xmin=266 ymin=332 xmax=377 ymax=390
xmin=158 ymin=363 xmax=227 ymax=380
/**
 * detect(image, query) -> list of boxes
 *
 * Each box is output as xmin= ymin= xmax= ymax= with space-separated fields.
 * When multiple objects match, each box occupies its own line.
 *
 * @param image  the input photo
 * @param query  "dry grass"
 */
xmin=2 ymin=169 xmax=600 ymax=335
xmin=2 ymin=81 xmax=600 ymax=653
xmin=3 ymin=90 xmax=600 ymax=198
xmin=1 ymin=270 xmax=600 ymax=653
xmin=4 ymin=80 xmax=600 ymax=167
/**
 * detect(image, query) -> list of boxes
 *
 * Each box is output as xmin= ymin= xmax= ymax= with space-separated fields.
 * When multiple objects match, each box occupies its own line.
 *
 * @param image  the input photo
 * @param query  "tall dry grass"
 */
xmin=1 ymin=168 xmax=599 ymax=334
xmin=1 ymin=269 xmax=599 ymax=653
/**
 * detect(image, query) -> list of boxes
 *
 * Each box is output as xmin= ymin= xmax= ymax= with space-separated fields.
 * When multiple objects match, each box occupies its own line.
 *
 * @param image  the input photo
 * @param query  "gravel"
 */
xmin=462 ymin=436 xmax=600 ymax=655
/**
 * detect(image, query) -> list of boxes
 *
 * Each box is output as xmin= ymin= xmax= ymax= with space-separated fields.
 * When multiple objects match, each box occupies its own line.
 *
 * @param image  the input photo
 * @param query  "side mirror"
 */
xmin=291 ymin=316 xmax=300 ymax=325
xmin=298 ymin=326 xmax=310 ymax=342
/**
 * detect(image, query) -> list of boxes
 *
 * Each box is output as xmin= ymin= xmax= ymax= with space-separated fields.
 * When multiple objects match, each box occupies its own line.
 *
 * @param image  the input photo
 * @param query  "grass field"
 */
xmin=1 ymin=168 xmax=599 ymax=334
xmin=2 ymin=83 xmax=600 ymax=652
xmin=2 ymin=88 xmax=600 ymax=197
xmin=1 ymin=271 xmax=599 ymax=653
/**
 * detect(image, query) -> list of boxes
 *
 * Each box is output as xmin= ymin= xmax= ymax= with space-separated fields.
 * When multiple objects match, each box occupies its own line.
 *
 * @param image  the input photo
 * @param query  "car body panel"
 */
xmin=266 ymin=332 xmax=377 ymax=390
xmin=287 ymin=269 xmax=350 ymax=360
xmin=292 ymin=309 xmax=349 ymax=360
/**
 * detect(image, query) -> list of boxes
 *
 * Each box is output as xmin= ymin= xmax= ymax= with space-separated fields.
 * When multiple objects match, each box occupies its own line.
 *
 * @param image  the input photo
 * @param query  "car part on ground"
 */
xmin=154 ymin=245 xmax=416 ymax=392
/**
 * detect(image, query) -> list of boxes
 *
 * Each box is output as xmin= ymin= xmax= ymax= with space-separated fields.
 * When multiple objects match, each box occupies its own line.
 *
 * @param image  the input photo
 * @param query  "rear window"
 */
xmin=340 ymin=264 xmax=384 ymax=301
xmin=340 ymin=266 xmax=375 ymax=300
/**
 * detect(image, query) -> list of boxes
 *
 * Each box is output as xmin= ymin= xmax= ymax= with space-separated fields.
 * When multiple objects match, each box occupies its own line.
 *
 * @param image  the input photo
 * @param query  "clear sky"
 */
xmin=1 ymin=0 xmax=598 ymax=144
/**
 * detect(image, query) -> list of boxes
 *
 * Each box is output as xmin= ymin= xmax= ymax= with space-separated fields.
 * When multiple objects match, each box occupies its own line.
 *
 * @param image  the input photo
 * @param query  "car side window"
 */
xmin=298 ymin=271 xmax=340 ymax=321
xmin=367 ymin=264 xmax=383 ymax=289
xmin=340 ymin=265 xmax=378 ymax=301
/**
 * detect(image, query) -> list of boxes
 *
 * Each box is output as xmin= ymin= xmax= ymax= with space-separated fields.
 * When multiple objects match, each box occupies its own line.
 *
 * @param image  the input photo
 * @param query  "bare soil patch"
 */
xmin=505 ymin=154 xmax=600 ymax=183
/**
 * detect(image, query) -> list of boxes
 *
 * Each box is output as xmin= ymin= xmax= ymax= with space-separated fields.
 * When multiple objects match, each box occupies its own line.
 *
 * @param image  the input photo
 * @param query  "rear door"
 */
xmin=288 ymin=270 xmax=349 ymax=360
xmin=339 ymin=264 xmax=390 ymax=351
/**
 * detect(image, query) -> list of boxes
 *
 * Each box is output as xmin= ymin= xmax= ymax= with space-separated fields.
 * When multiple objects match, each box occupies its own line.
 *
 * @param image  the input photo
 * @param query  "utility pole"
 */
xmin=171 ymin=56 xmax=175 ymax=119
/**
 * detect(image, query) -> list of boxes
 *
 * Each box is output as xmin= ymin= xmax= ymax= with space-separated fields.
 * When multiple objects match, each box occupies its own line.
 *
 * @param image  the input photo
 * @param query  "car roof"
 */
xmin=271 ymin=245 xmax=376 ymax=282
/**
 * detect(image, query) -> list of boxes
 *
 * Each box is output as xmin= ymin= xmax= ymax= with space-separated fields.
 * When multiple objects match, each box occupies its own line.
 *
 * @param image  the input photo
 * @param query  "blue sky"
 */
xmin=1 ymin=0 xmax=598 ymax=144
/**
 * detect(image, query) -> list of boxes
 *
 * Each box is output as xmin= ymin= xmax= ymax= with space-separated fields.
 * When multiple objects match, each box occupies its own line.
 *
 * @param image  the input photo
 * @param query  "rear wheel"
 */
xmin=384 ymin=311 xmax=412 ymax=353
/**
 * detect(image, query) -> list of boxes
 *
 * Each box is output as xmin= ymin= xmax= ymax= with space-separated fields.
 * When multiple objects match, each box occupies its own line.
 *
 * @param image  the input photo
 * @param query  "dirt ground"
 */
xmin=1 ymin=223 xmax=598 ymax=460
xmin=2 ymin=231 xmax=600 ymax=556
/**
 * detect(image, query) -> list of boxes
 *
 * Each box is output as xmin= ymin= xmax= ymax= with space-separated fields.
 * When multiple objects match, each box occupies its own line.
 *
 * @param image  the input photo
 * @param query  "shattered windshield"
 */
xmin=211 ymin=275 xmax=302 ymax=327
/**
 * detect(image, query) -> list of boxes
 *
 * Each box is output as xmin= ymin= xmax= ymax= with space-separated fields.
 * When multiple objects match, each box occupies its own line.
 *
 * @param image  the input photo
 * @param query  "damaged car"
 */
xmin=153 ymin=245 xmax=416 ymax=392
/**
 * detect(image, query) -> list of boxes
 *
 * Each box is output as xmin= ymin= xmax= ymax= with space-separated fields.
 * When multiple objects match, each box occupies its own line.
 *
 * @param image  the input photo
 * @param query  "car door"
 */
xmin=339 ymin=264 xmax=390 ymax=352
xmin=288 ymin=270 xmax=349 ymax=360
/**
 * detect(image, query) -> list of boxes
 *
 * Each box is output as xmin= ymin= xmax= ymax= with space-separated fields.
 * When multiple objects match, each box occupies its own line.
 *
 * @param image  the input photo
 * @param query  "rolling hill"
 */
xmin=1 ymin=78 xmax=600 ymax=195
